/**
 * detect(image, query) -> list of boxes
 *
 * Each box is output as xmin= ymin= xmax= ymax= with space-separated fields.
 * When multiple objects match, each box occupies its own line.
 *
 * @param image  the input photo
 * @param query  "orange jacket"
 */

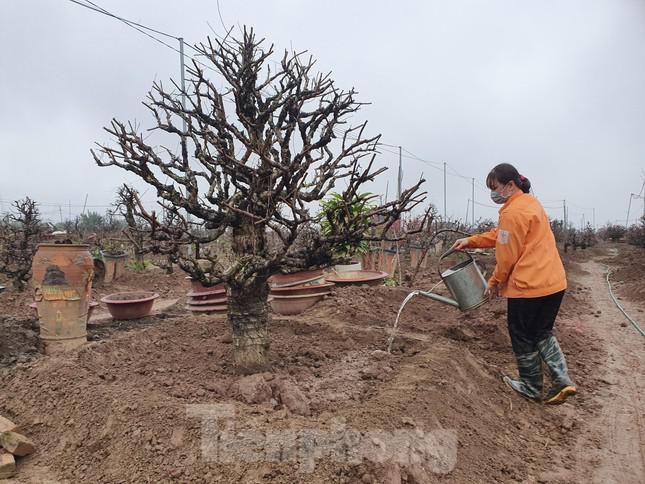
xmin=466 ymin=191 xmax=566 ymax=298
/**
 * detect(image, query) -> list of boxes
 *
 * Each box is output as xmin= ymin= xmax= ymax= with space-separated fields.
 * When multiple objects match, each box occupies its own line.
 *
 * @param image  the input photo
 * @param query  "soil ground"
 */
xmin=0 ymin=243 xmax=643 ymax=483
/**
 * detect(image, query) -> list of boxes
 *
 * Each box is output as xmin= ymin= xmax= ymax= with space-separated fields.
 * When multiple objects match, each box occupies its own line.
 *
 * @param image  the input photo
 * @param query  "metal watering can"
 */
xmin=417 ymin=249 xmax=488 ymax=311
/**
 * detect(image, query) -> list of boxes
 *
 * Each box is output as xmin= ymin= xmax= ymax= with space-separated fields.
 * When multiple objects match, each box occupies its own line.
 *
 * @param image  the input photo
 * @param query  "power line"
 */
xmin=69 ymin=0 xmax=179 ymax=53
xmin=66 ymin=1 xmax=603 ymax=225
xmin=67 ymin=0 xmax=224 ymax=77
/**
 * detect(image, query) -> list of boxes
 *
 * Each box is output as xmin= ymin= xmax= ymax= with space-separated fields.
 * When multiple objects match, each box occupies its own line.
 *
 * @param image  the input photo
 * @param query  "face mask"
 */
xmin=490 ymin=184 xmax=510 ymax=204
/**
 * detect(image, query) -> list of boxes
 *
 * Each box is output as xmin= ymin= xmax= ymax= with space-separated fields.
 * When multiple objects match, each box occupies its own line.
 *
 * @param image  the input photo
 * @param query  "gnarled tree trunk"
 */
xmin=228 ymin=223 xmax=270 ymax=373
xmin=228 ymin=277 xmax=270 ymax=373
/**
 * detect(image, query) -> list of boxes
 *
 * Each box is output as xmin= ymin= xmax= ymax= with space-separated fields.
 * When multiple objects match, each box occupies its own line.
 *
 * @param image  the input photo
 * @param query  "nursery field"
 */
xmin=0 ymin=243 xmax=643 ymax=483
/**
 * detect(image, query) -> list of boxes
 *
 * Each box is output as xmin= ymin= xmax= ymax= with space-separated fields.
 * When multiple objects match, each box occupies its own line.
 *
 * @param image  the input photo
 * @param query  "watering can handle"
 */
xmin=438 ymin=249 xmax=474 ymax=281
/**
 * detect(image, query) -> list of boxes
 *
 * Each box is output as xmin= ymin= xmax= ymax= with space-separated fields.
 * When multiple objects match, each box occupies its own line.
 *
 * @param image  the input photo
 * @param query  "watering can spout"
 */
xmin=417 ymin=290 xmax=460 ymax=308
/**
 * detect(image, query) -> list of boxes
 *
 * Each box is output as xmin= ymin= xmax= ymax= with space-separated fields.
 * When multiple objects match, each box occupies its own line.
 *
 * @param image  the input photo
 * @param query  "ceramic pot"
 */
xmin=31 ymin=244 xmax=94 ymax=353
xmin=102 ymin=252 xmax=127 ymax=284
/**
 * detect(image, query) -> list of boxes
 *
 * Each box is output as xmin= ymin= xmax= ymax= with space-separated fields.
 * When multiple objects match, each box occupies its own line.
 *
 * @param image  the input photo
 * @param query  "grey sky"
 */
xmin=1 ymin=0 xmax=644 ymax=227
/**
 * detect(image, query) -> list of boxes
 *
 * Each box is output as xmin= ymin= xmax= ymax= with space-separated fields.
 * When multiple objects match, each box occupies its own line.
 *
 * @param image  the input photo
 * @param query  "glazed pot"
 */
xmin=31 ymin=244 xmax=94 ymax=353
xmin=100 ymin=291 xmax=159 ymax=320
xmin=30 ymin=300 xmax=99 ymax=322
xmin=324 ymin=270 xmax=389 ymax=286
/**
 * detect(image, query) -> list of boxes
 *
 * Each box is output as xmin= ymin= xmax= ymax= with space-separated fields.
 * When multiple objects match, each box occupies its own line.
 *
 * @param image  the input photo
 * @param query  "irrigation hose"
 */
xmin=605 ymin=265 xmax=645 ymax=337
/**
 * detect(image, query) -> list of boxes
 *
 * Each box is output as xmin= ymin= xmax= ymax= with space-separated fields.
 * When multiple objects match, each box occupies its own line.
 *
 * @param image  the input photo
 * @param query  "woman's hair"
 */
xmin=486 ymin=163 xmax=531 ymax=193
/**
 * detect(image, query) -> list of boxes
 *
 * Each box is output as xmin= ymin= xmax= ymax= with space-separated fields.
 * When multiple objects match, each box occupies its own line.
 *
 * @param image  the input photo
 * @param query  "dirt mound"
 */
xmin=607 ymin=244 xmax=645 ymax=305
xmin=0 ymin=317 xmax=41 ymax=368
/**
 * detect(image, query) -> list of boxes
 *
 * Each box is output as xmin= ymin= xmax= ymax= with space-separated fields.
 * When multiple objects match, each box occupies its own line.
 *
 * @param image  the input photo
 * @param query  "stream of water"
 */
xmin=386 ymin=281 xmax=443 ymax=353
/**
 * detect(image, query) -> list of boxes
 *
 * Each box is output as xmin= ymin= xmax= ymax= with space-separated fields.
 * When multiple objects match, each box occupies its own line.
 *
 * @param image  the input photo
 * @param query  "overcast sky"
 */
xmin=1 ymin=0 xmax=644 ymax=227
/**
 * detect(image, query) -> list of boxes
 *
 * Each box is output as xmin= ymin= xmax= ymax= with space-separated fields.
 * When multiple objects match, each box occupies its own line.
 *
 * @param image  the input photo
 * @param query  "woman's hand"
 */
xmin=485 ymin=285 xmax=499 ymax=300
xmin=450 ymin=238 xmax=469 ymax=251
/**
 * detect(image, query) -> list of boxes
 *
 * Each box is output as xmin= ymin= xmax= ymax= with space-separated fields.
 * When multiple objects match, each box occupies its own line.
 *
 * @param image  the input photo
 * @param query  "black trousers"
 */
xmin=507 ymin=290 xmax=565 ymax=354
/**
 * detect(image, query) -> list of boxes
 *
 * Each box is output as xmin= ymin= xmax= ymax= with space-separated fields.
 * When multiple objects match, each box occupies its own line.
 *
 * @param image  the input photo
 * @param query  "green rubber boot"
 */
xmin=502 ymin=351 xmax=543 ymax=402
xmin=537 ymin=336 xmax=577 ymax=405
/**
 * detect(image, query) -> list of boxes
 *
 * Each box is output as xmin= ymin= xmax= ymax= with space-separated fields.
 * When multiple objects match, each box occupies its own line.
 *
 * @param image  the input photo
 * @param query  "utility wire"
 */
xmin=67 ymin=0 xmax=224 ymax=77
xmin=69 ymin=0 xmax=179 ymax=53
xmin=66 ymin=0 xmax=597 ymax=224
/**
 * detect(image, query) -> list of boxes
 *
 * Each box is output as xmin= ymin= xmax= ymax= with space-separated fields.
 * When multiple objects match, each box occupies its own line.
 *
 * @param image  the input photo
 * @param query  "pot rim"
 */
xmin=269 ymin=291 xmax=331 ymax=300
xmin=100 ymin=292 xmax=159 ymax=304
xmin=325 ymin=270 xmax=388 ymax=283
xmin=186 ymin=288 xmax=226 ymax=297
xmin=269 ymin=281 xmax=335 ymax=293
xmin=37 ymin=243 xmax=90 ymax=248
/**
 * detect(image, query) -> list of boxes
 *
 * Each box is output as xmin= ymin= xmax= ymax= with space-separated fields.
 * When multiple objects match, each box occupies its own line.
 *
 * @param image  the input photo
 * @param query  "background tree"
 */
xmin=92 ymin=29 xmax=427 ymax=372
xmin=0 ymin=197 xmax=44 ymax=291
xmin=626 ymin=216 xmax=645 ymax=248
xmin=115 ymin=184 xmax=189 ymax=273
xmin=599 ymin=224 xmax=626 ymax=242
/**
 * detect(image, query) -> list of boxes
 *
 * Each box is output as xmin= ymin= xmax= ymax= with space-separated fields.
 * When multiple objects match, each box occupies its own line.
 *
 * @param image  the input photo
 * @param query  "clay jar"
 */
xmin=31 ymin=244 xmax=94 ymax=353
xmin=102 ymin=252 xmax=127 ymax=284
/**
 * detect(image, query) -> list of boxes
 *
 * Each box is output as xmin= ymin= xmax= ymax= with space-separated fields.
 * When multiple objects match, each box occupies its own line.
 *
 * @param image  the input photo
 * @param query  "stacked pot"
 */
xmin=186 ymin=277 xmax=227 ymax=314
xmin=268 ymin=270 xmax=334 ymax=315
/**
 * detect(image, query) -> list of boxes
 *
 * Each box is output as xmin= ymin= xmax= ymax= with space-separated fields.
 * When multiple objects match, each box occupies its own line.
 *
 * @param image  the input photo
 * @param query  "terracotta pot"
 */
xmin=361 ymin=252 xmax=378 ymax=271
xmin=188 ymin=295 xmax=228 ymax=306
xmin=102 ymin=252 xmax=127 ymax=284
xmin=378 ymin=250 xmax=398 ymax=275
xmin=31 ymin=244 xmax=94 ymax=353
xmin=269 ymin=291 xmax=331 ymax=315
xmin=269 ymin=281 xmax=335 ymax=297
xmin=30 ymin=301 xmax=98 ymax=322
xmin=185 ymin=303 xmax=228 ymax=314
xmin=185 ymin=278 xmax=228 ymax=314
xmin=100 ymin=291 xmax=159 ymax=320
xmin=186 ymin=288 xmax=227 ymax=298
xmin=268 ymin=270 xmax=325 ymax=288
xmin=324 ymin=270 xmax=389 ymax=286
xmin=186 ymin=277 xmax=225 ymax=293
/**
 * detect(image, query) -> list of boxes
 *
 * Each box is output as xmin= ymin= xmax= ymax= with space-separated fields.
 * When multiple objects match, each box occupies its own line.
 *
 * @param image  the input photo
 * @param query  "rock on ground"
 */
xmin=0 ymin=453 xmax=16 ymax=479
xmin=0 ymin=416 xmax=17 ymax=433
xmin=0 ymin=432 xmax=35 ymax=457
xmin=276 ymin=379 xmax=311 ymax=416
xmin=231 ymin=374 xmax=272 ymax=404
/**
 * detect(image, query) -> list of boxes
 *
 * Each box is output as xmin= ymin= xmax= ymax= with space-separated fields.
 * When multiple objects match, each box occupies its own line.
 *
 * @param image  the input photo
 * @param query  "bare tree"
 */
xmin=0 ymin=197 xmax=44 ymax=291
xmin=115 ymin=184 xmax=188 ymax=273
xmin=92 ymin=29 xmax=426 ymax=372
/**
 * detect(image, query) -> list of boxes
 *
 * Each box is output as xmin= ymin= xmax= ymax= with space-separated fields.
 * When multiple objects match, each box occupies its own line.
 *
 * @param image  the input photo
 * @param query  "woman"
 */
xmin=451 ymin=163 xmax=576 ymax=404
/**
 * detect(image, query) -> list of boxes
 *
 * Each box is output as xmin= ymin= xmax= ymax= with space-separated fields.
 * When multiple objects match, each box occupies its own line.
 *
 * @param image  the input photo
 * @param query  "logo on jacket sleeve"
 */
xmin=497 ymin=229 xmax=510 ymax=244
